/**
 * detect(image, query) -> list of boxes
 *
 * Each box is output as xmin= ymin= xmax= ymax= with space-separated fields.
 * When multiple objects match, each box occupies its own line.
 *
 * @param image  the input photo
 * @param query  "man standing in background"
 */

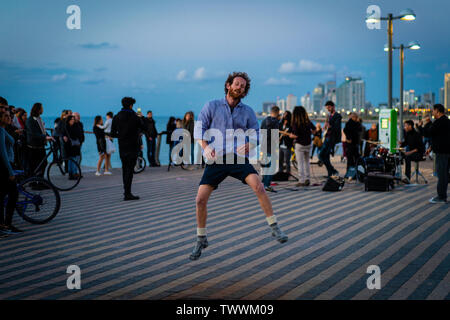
xmin=144 ymin=110 xmax=159 ymax=167
xmin=72 ymin=112 xmax=85 ymax=171
xmin=111 ymin=97 xmax=147 ymax=201
xmin=319 ymin=101 xmax=342 ymax=177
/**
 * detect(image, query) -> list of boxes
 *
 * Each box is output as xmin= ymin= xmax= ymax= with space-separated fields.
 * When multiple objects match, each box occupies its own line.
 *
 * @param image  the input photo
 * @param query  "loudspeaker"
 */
xmin=364 ymin=175 xmax=391 ymax=192
xmin=322 ymin=176 xmax=345 ymax=192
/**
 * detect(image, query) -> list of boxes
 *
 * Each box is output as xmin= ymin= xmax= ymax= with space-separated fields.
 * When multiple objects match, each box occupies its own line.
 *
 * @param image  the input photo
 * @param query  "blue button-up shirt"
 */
xmin=194 ymin=98 xmax=259 ymax=157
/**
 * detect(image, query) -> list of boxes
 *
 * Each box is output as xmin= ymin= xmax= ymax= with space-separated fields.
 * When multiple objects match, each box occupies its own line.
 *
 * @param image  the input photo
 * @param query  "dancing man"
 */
xmin=189 ymin=72 xmax=288 ymax=261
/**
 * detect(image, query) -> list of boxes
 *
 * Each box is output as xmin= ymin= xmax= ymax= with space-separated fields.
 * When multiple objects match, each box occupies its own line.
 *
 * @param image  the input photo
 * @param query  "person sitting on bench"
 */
xmin=401 ymin=120 xmax=425 ymax=181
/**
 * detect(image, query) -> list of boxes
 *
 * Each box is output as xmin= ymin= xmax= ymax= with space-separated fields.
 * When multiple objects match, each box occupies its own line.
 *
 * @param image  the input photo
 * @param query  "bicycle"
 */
xmin=4 ymin=170 xmax=61 ymax=225
xmin=134 ymin=151 xmax=147 ymax=174
xmin=32 ymin=140 xmax=82 ymax=191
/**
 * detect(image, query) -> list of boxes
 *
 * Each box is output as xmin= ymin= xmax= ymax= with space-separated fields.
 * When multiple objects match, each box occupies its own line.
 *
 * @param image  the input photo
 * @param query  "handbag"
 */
xmin=106 ymin=138 xmax=116 ymax=154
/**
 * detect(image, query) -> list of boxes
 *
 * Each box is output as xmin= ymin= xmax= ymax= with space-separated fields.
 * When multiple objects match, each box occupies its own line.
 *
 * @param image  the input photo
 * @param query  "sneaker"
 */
xmin=265 ymin=186 xmax=277 ymax=193
xmin=124 ymin=194 xmax=140 ymax=201
xmin=296 ymin=182 xmax=306 ymax=187
xmin=270 ymin=223 xmax=288 ymax=243
xmin=95 ymin=171 xmax=102 ymax=176
xmin=429 ymin=197 xmax=447 ymax=204
xmin=304 ymin=179 xmax=310 ymax=186
xmin=104 ymin=171 xmax=112 ymax=175
xmin=189 ymin=236 xmax=209 ymax=260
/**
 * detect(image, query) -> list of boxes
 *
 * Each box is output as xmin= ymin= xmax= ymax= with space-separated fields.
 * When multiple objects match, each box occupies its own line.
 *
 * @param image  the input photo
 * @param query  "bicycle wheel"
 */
xmin=15 ymin=176 xmax=61 ymax=224
xmin=47 ymin=158 xmax=82 ymax=191
xmin=134 ymin=156 xmax=146 ymax=174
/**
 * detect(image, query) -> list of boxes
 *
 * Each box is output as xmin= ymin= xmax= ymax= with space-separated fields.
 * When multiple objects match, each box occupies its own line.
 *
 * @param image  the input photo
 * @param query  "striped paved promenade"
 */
xmin=0 ymin=158 xmax=448 ymax=300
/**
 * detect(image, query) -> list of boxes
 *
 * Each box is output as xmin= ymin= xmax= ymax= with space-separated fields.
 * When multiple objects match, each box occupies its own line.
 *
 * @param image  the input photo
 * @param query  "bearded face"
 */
xmin=227 ymin=77 xmax=247 ymax=99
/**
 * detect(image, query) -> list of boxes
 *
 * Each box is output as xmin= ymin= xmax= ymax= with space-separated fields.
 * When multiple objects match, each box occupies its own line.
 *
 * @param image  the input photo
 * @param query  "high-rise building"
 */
xmin=301 ymin=93 xmax=312 ymax=113
xmin=445 ymin=73 xmax=450 ymax=110
xmin=312 ymin=83 xmax=325 ymax=113
xmin=336 ymin=76 xmax=365 ymax=111
xmin=422 ymin=92 xmax=435 ymax=107
xmin=276 ymin=98 xmax=286 ymax=112
xmin=403 ymin=90 xmax=416 ymax=109
xmin=286 ymin=94 xmax=297 ymax=112
xmin=262 ymin=102 xmax=276 ymax=114
xmin=439 ymin=87 xmax=445 ymax=105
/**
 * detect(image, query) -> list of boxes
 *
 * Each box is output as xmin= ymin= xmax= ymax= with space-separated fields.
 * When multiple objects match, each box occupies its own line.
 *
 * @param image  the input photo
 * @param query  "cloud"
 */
xmin=264 ymin=77 xmax=294 ymax=86
xmin=279 ymin=59 xmax=335 ymax=74
xmin=176 ymin=67 xmax=220 ymax=82
xmin=79 ymin=42 xmax=118 ymax=49
xmin=52 ymin=73 xmax=68 ymax=82
xmin=176 ymin=70 xmax=187 ymax=81
xmin=193 ymin=67 xmax=206 ymax=80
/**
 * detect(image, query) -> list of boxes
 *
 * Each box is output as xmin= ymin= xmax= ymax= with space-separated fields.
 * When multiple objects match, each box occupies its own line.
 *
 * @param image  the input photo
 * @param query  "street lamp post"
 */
xmin=366 ymin=9 xmax=416 ymax=110
xmin=384 ymin=41 xmax=421 ymax=141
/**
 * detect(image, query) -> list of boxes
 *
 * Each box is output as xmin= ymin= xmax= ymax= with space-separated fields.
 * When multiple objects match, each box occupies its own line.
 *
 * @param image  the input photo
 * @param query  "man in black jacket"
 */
xmin=111 ymin=97 xmax=147 ymax=201
xmin=260 ymin=105 xmax=280 ymax=192
xmin=343 ymin=112 xmax=362 ymax=179
xmin=144 ymin=110 xmax=159 ymax=167
xmin=401 ymin=120 xmax=425 ymax=181
xmin=319 ymin=101 xmax=342 ymax=177
xmin=426 ymin=104 xmax=450 ymax=204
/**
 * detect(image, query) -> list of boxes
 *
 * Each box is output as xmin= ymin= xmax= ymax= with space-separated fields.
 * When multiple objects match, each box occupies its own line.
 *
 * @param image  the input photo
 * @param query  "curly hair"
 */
xmin=224 ymin=72 xmax=251 ymax=97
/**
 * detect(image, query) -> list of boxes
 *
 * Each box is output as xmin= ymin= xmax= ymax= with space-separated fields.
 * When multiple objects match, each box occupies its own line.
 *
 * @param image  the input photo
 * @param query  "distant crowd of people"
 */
xmin=260 ymin=101 xmax=449 ymax=204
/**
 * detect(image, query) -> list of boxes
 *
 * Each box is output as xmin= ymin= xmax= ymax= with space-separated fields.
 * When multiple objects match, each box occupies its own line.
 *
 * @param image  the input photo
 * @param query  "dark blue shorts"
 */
xmin=199 ymin=156 xmax=258 ymax=190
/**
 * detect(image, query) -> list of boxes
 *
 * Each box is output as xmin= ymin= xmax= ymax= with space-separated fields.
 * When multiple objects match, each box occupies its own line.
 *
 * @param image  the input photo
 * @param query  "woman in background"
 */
xmin=289 ymin=106 xmax=316 ymax=187
xmin=166 ymin=116 xmax=176 ymax=164
xmin=182 ymin=111 xmax=195 ymax=164
xmin=65 ymin=115 xmax=82 ymax=180
xmin=311 ymin=123 xmax=323 ymax=160
xmin=93 ymin=116 xmax=109 ymax=176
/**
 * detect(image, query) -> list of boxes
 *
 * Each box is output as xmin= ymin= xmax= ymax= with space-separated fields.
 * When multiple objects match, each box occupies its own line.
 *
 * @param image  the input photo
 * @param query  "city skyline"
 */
xmin=1 ymin=0 xmax=449 ymax=116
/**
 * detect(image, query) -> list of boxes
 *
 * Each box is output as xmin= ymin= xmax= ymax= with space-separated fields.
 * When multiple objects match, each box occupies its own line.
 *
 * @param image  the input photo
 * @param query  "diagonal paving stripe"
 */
xmin=2 ymin=182 xmax=334 ymax=299
xmin=425 ymin=270 xmax=450 ymax=300
xmin=135 ymin=192 xmax=412 ymax=299
xmin=313 ymin=216 xmax=448 ymax=300
xmin=386 ymin=241 xmax=450 ymax=300
xmin=176 ymin=191 xmax=429 ymax=300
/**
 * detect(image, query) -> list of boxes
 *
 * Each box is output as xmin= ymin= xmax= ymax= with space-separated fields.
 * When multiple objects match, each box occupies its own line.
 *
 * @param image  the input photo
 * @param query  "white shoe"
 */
xmin=104 ymin=171 xmax=112 ymax=175
xmin=95 ymin=171 xmax=102 ymax=176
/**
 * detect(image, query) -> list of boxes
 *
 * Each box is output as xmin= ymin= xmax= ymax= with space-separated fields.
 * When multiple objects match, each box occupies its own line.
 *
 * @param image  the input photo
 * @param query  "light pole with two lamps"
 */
xmin=384 ymin=41 xmax=421 ymax=140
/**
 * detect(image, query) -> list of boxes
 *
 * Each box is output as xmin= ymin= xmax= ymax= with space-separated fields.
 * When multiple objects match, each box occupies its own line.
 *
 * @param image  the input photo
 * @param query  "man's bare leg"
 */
xmin=245 ymin=174 xmax=288 ymax=243
xmin=190 ymin=184 xmax=215 ymax=260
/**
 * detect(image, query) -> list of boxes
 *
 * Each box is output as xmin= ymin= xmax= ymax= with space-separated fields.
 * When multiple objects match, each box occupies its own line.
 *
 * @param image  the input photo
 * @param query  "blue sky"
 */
xmin=1 ymin=0 xmax=449 ymax=117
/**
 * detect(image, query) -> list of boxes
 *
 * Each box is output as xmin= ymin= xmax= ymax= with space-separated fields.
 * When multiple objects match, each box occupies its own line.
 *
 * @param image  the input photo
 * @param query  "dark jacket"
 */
xmin=343 ymin=119 xmax=362 ymax=146
xmin=325 ymin=112 xmax=342 ymax=146
xmin=65 ymin=123 xmax=82 ymax=157
xmin=401 ymin=129 xmax=425 ymax=158
xmin=144 ymin=117 xmax=158 ymax=139
xmin=110 ymin=108 xmax=147 ymax=155
xmin=430 ymin=115 xmax=450 ymax=154
xmin=261 ymin=116 xmax=280 ymax=153
xmin=26 ymin=117 xmax=47 ymax=148
xmin=291 ymin=121 xmax=315 ymax=146
xmin=422 ymin=121 xmax=432 ymax=139
xmin=74 ymin=121 xmax=85 ymax=144
xmin=166 ymin=120 xmax=176 ymax=145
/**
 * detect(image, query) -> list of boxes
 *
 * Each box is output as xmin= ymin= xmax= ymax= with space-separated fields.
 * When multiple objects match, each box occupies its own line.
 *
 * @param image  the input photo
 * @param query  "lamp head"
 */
xmin=408 ymin=41 xmax=421 ymax=50
xmin=400 ymin=9 xmax=416 ymax=21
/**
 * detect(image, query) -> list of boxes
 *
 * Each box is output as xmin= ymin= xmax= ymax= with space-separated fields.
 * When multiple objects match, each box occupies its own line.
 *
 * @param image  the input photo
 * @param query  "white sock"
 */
xmin=266 ymin=215 xmax=277 ymax=226
xmin=197 ymin=228 xmax=207 ymax=237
